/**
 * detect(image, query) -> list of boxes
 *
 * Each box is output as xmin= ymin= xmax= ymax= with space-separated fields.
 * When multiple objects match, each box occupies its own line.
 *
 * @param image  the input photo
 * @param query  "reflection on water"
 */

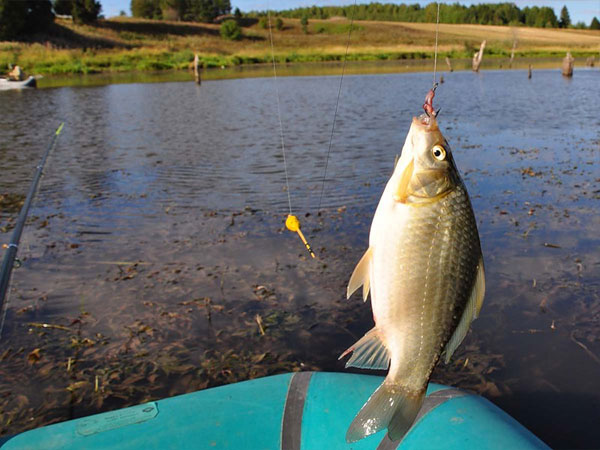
xmin=0 ymin=68 xmax=599 ymax=448
xmin=36 ymin=57 xmax=591 ymax=88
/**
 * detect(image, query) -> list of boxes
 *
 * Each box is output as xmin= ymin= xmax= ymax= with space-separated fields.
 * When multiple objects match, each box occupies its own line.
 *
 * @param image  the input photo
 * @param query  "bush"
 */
xmin=275 ymin=17 xmax=283 ymax=30
xmin=220 ymin=19 xmax=241 ymax=40
xmin=72 ymin=0 xmax=102 ymax=24
xmin=130 ymin=0 xmax=162 ymax=19
xmin=300 ymin=14 xmax=308 ymax=34
xmin=258 ymin=16 xmax=268 ymax=29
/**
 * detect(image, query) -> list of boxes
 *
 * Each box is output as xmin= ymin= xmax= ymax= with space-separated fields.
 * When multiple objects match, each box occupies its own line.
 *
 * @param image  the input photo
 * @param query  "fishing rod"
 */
xmin=0 ymin=122 xmax=64 ymax=316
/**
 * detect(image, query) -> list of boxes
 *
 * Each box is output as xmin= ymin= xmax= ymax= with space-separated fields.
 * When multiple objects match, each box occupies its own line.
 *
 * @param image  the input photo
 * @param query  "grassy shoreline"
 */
xmin=1 ymin=17 xmax=598 ymax=77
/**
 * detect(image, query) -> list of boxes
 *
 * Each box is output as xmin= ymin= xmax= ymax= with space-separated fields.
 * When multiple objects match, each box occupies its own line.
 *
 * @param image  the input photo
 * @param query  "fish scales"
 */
xmin=372 ymin=185 xmax=480 ymax=390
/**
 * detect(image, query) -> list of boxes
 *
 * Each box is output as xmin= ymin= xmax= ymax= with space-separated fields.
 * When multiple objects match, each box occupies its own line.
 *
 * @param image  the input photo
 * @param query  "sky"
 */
xmin=101 ymin=0 xmax=600 ymax=25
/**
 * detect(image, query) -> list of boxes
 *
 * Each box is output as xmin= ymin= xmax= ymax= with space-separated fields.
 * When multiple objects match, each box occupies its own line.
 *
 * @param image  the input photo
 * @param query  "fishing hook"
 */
xmin=423 ymin=83 xmax=438 ymax=117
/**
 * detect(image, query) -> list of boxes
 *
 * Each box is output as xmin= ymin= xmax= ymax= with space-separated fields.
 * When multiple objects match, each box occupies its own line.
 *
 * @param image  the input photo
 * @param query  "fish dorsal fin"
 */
xmin=347 ymin=247 xmax=372 ymax=302
xmin=443 ymin=257 xmax=485 ymax=364
xmin=339 ymin=327 xmax=390 ymax=370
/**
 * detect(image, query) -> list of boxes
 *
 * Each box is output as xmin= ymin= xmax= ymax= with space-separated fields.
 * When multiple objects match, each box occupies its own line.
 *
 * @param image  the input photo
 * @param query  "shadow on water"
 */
xmin=495 ymin=391 xmax=600 ymax=449
xmin=0 ymin=69 xmax=599 ymax=447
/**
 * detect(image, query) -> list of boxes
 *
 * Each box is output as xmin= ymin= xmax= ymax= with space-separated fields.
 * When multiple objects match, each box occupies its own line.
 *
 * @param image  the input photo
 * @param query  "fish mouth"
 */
xmin=412 ymin=114 xmax=439 ymax=132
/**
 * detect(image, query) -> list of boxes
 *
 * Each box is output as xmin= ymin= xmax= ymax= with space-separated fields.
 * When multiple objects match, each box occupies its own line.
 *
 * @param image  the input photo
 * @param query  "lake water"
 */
xmin=0 ymin=67 xmax=599 ymax=448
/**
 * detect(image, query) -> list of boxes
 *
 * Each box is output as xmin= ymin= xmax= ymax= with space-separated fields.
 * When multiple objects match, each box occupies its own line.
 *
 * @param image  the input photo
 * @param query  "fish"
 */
xmin=340 ymin=89 xmax=485 ymax=443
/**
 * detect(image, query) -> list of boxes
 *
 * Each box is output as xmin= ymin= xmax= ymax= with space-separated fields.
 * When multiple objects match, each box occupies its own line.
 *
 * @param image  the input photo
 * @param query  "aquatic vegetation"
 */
xmin=0 ymin=70 xmax=598 ymax=447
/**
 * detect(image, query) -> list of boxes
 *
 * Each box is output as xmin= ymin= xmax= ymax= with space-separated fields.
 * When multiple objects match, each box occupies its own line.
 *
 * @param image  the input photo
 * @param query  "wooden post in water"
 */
xmin=561 ymin=52 xmax=574 ymax=77
xmin=586 ymin=56 xmax=595 ymax=68
xmin=528 ymin=64 xmax=532 ymax=79
xmin=439 ymin=74 xmax=444 ymax=84
xmin=194 ymin=53 xmax=201 ymax=85
xmin=472 ymin=40 xmax=486 ymax=72
xmin=445 ymin=56 xmax=453 ymax=72
xmin=509 ymin=39 xmax=516 ymax=68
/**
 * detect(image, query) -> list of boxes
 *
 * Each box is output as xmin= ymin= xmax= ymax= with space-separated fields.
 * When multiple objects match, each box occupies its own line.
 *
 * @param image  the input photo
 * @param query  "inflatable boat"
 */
xmin=0 ymin=76 xmax=37 ymax=90
xmin=0 ymin=372 xmax=548 ymax=449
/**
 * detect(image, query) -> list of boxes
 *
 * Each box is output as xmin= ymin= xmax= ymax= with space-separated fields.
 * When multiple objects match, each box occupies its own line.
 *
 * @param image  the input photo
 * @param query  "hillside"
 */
xmin=1 ymin=16 xmax=598 ymax=76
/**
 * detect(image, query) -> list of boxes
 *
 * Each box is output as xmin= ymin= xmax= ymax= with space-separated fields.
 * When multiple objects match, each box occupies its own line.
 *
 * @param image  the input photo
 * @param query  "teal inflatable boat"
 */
xmin=0 ymin=372 xmax=548 ymax=449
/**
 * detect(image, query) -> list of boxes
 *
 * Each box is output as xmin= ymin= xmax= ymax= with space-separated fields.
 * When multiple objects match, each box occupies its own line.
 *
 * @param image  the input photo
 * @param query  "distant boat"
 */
xmin=0 ymin=76 xmax=37 ymax=90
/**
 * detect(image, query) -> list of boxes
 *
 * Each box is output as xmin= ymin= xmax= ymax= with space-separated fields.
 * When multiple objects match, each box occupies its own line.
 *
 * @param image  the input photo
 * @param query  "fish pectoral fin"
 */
xmin=474 ymin=258 xmax=486 ymax=319
xmin=339 ymin=327 xmax=390 ymax=370
xmin=443 ymin=256 xmax=486 ymax=364
xmin=347 ymin=247 xmax=372 ymax=302
xmin=393 ymin=158 xmax=414 ymax=203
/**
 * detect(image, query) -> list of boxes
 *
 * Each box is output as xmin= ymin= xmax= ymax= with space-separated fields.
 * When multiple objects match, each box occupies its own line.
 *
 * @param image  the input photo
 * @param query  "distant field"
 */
xmin=1 ymin=17 xmax=598 ymax=76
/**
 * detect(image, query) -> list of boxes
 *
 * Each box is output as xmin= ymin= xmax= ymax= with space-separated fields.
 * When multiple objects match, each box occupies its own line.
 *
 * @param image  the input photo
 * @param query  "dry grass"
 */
xmin=1 ymin=17 xmax=598 ymax=75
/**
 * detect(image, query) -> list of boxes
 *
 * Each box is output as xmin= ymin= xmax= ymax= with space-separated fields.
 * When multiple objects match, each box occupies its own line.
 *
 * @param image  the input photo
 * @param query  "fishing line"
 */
xmin=267 ymin=5 xmax=315 ymax=257
xmin=317 ymin=0 xmax=358 ymax=214
xmin=267 ymin=8 xmax=292 ymax=216
xmin=432 ymin=2 xmax=441 ymax=88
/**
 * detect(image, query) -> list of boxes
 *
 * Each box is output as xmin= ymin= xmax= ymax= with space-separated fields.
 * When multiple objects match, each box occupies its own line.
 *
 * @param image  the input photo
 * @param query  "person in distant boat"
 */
xmin=8 ymin=65 xmax=24 ymax=81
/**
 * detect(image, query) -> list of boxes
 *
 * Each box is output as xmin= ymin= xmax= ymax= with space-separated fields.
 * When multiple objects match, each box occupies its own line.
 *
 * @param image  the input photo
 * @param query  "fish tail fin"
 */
xmin=346 ymin=381 xmax=425 ymax=443
xmin=387 ymin=387 xmax=426 ymax=442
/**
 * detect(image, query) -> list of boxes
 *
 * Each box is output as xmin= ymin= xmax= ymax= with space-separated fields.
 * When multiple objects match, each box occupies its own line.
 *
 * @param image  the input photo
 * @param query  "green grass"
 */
xmin=1 ymin=17 xmax=598 ymax=77
xmin=312 ymin=23 xmax=365 ymax=34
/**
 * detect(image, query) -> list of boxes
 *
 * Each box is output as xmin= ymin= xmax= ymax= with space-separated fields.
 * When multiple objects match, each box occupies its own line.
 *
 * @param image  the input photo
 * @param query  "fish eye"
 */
xmin=432 ymin=145 xmax=446 ymax=161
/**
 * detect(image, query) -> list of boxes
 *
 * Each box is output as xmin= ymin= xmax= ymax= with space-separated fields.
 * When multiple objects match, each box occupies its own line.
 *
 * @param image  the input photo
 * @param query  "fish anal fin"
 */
xmin=339 ymin=327 xmax=390 ymax=370
xmin=443 ymin=256 xmax=486 ymax=364
xmin=347 ymin=247 xmax=372 ymax=302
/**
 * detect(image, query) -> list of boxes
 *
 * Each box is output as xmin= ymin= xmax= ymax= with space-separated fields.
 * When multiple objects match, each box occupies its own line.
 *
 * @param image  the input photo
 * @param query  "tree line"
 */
xmin=0 ymin=0 xmax=102 ymax=40
xmin=2 ymin=0 xmax=599 ymax=42
xmin=266 ymin=3 xmax=597 ymax=29
xmin=130 ymin=0 xmax=231 ymax=22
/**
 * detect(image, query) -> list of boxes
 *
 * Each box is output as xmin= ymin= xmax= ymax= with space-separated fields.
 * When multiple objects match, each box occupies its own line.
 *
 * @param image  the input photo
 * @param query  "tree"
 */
xmin=53 ymin=0 xmax=73 ymax=15
xmin=0 ymin=0 xmax=27 ymax=39
xmin=591 ymin=17 xmax=600 ymax=30
xmin=72 ymin=0 xmax=101 ymax=24
xmin=533 ymin=6 xmax=557 ymax=27
xmin=300 ymin=14 xmax=308 ymax=34
xmin=559 ymin=5 xmax=570 ymax=28
xmin=184 ymin=0 xmax=231 ymax=22
xmin=266 ymin=2 xmax=586 ymax=28
xmin=275 ymin=17 xmax=283 ymax=30
xmin=220 ymin=19 xmax=241 ymax=40
xmin=131 ymin=0 xmax=162 ymax=19
xmin=27 ymin=0 xmax=54 ymax=29
xmin=234 ymin=7 xmax=241 ymax=19
xmin=1 ymin=0 xmax=54 ymax=40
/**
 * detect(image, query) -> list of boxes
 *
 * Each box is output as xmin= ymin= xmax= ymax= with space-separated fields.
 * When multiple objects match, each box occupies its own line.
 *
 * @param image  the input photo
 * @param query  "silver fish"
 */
xmin=341 ymin=95 xmax=485 ymax=443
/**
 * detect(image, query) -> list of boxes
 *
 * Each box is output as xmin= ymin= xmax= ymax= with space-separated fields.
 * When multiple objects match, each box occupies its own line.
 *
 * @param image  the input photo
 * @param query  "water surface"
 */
xmin=0 ymin=68 xmax=599 ymax=448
